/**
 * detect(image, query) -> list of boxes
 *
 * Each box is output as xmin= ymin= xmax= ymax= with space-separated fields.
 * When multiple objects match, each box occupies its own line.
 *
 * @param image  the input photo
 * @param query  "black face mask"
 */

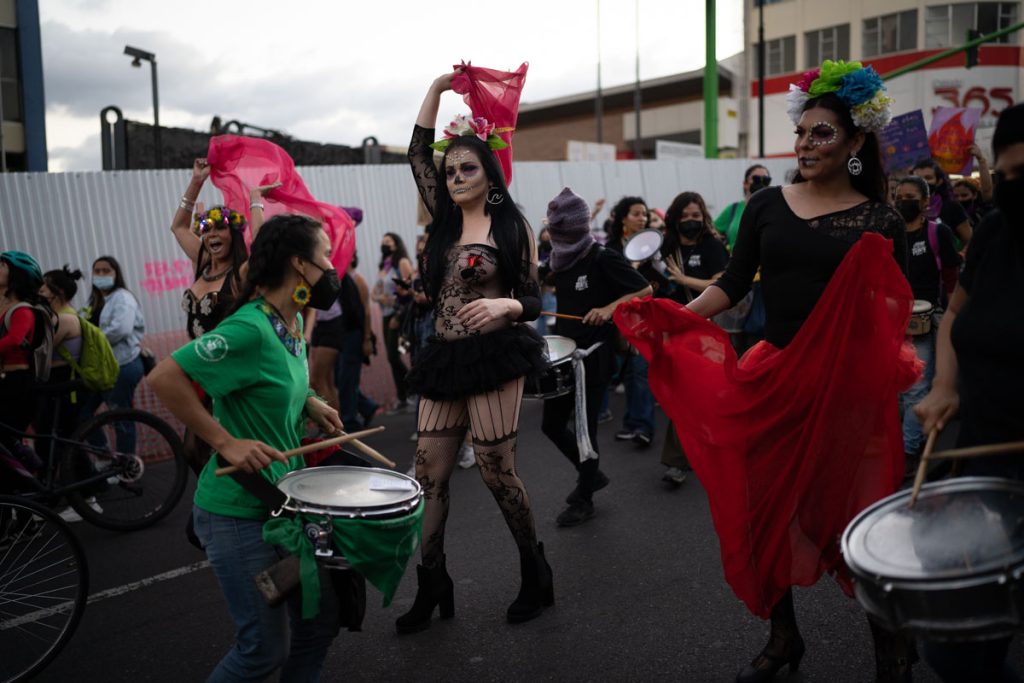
xmin=307 ymin=266 xmax=341 ymax=310
xmin=380 ymin=245 xmax=393 ymax=257
xmin=995 ymin=176 xmax=1024 ymax=224
xmin=749 ymin=175 xmax=772 ymax=194
xmin=897 ymin=200 xmax=923 ymax=223
xmin=678 ymin=220 xmax=704 ymax=240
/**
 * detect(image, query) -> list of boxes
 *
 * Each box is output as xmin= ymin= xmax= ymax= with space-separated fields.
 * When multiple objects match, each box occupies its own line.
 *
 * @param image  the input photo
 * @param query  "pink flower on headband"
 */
xmin=468 ymin=117 xmax=495 ymax=142
xmin=796 ymin=69 xmax=820 ymax=93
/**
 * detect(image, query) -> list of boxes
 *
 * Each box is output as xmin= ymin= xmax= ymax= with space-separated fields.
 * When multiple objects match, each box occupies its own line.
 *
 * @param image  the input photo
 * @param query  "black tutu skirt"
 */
xmin=406 ymin=325 xmax=547 ymax=401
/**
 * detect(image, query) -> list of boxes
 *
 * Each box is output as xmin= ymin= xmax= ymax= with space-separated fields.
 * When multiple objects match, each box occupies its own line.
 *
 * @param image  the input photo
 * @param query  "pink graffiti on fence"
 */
xmin=140 ymin=259 xmax=193 ymax=296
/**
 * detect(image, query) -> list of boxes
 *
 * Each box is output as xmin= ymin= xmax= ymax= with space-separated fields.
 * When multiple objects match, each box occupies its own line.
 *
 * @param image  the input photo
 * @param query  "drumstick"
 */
xmin=214 ymin=426 xmax=387 ymax=477
xmin=917 ymin=440 xmax=1024 ymax=461
xmin=541 ymin=311 xmax=585 ymax=321
xmin=345 ymin=436 xmax=396 ymax=469
xmin=908 ymin=428 xmax=939 ymax=507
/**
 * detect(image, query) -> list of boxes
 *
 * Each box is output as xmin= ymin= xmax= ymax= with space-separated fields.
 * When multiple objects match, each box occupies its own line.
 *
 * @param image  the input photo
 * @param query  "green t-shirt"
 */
xmin=172 ymin=299 xmax=310 ymax=520
xmin=714 ymin=200 xmax=746 ymax=251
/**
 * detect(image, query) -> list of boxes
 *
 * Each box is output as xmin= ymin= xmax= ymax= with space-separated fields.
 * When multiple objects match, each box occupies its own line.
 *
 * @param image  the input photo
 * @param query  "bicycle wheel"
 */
xmin=0 ymin=495 xmax=88 ymax=683
xmin=64 ymin=409 xmax=188 ymax=532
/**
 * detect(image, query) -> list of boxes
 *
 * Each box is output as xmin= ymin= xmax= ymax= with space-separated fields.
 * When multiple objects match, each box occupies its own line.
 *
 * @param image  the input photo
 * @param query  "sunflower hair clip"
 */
xmin=192 ymin=206 xmax=247 ymax=236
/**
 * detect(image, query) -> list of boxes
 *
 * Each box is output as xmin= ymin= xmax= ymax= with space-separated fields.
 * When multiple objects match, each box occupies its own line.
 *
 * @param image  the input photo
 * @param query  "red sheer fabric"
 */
xmin=451 ymin=61 xmax=528 ymax=185
xmin=614 ymin=233 xmax=921 ymax=618
xmin=207 ymin=135 xmax=356 ymax=271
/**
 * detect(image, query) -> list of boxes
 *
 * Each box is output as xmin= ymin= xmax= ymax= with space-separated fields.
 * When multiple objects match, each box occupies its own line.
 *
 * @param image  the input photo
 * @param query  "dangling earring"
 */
xmin=486 ymin=187 xmax=504 ymax=205
xmin=847 ymin=153 xmax=863 ymax=176
xmin=292 ymin=279 xmax=311 ymax=306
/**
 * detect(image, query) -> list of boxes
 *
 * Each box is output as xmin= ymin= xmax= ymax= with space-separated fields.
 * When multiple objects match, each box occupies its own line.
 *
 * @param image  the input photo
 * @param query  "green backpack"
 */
xmin=57 ymin=317 xmax=119 ymax=392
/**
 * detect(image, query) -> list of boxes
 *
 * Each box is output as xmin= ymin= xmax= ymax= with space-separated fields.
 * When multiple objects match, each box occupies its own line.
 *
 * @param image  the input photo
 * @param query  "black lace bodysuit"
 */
xmin=181 ymin=272 xmax=237 ymax=340
xmin=715 ymin=186 xmax=907 ymax=349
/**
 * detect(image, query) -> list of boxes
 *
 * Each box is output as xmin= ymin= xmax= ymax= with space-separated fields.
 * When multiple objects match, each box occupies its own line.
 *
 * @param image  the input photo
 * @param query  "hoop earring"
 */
xmin=292 ymin=280 xmax=311 ymax=306
xmin=847 ymin=153 xmax=863 ymax=176
xmin=486 ymin=187 xmax=504 ymax=205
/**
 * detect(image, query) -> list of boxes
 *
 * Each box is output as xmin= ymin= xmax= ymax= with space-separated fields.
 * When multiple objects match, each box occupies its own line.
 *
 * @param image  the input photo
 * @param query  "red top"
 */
xmin=0 ymin=307 xmax=35 ymax=366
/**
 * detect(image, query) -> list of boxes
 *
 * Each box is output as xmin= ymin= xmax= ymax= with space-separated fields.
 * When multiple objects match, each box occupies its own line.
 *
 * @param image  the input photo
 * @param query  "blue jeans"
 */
xmin=900 ymin=331 xmax=936 ymax=454
xmin=192 ymin=507 xmax=341 ymax=682
xmin=336 ymin=330 xmax=378 ymax=429
xmin=622 ymin=353 xmax=655 ymax=437
xmin=79 ymin=355 xmax=144 ymax=453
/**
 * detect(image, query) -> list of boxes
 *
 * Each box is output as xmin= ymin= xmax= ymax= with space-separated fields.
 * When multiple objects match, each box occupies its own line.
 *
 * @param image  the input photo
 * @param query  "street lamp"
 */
xmin=123 ymin=45 xmax=161 ymax=168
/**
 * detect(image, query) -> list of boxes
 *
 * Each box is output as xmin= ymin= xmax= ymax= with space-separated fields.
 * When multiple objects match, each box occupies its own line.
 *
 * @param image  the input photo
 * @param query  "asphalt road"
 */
xmin=34 ymin=396 xmax=1021 ymax=682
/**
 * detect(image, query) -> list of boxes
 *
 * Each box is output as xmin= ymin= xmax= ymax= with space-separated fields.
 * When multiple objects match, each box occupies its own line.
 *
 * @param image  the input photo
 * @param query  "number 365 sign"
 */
xmin=931 ymin=83 xmax=1016 ymax=120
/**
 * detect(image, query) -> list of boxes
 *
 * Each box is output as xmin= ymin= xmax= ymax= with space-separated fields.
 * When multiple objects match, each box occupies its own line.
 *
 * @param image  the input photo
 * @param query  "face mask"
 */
xmin=994 ymin=176 xmax=1024 ymax=224
xmin=93 ymin=276 xmax=114 ymax=291
xmin=896 ymin=200 xmax=923 ymax=222
xmin=307 ymin=266 xmax=341 ymax=310
xmin=678 ymin=220 xmax=704 ymax=240
xmin=380 ymin=245 xmax=393 ymax=257
xmin=749 ymin=176 xmax=771 ymax=194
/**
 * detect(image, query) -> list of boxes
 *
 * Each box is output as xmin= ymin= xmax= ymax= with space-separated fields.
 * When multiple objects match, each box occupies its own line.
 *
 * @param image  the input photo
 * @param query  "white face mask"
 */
xmin=93 ymin=275 xmax=115 ymax=291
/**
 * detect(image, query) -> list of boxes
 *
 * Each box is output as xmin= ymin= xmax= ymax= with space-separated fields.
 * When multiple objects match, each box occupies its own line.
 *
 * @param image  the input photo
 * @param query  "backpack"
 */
xmin=1 ymin=302 xmax=56 ymax=382
xmin=56 ymin=317 xmax=119 ymax=392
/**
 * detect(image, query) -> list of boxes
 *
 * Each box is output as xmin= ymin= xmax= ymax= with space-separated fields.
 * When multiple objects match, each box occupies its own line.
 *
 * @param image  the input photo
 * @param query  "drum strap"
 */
xmin=216 ymin=454 xmax=294 ymax=518
xmin=573 ymin=342 xmax=604 ymax=462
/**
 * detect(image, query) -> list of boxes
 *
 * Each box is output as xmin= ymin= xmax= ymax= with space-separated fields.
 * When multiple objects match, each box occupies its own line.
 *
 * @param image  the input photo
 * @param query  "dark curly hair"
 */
xmin=229 ymin=214 xmax=323 ymax=315
xmin=606 ymin=196 xmax=648 ymax=247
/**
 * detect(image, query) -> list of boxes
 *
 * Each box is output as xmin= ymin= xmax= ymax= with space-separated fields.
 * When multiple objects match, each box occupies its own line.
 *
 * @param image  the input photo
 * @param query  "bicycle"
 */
xmin=0 ymin=494 xmax=89 ymax=683
xmin=0 ymin=380 xmax=188 ymax=532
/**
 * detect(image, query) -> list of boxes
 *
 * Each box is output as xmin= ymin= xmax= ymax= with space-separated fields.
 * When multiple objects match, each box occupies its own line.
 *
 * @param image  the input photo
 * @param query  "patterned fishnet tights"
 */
xmin=414 ymin=377 xmax=537 ymax=567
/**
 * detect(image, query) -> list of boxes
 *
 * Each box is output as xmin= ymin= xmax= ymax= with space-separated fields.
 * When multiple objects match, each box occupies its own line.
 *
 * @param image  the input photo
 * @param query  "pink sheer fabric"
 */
xmin=207 ymin=135 xmax=356 ymax=271
xmin=451 ymin=61 xmax=528 ymax=185
xmin=614 ymin=233 xmax=921 ymax=618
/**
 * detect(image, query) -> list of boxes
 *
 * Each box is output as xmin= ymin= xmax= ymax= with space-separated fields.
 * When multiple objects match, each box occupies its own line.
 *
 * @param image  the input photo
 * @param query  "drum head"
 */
xmin=843 ymin=477 xmax=1024 ymax=581
xmin=624 ymin=229 xmax=663 ymax=262
xmin=277 ymin=466 xmax=421 ymax=513
xmin=543 ymin=335 xmax=577 ymax=363
xmin=912 ymin=300 xmax=934 ymax=314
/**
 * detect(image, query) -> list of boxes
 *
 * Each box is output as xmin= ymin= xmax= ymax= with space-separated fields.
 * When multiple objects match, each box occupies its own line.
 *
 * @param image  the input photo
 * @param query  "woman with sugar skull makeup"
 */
xmin=615 ymin=61 xmax=919 ymax=682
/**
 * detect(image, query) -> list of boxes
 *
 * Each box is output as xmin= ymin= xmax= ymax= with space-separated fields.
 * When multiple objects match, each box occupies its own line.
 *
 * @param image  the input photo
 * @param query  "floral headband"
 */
xmin=786 ymin=60 xmax=893 ymax=133
xmin=429 ymin=114 xmax=511 ymax=153
xmin=193 ymin=206 xmax=247 ymax=236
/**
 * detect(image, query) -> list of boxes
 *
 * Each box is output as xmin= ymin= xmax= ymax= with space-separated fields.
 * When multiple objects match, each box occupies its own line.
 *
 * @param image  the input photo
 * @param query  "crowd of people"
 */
xmin=1 ymin=58 xmax=1022 ymax=682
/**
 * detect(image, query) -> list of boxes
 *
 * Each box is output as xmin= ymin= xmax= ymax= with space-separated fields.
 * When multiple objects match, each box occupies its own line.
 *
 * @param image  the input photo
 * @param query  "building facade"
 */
xmin=0 ymin=0 xmax=46 ymax=171
xmin=745 ymin=0 xmax=1023 ymax=157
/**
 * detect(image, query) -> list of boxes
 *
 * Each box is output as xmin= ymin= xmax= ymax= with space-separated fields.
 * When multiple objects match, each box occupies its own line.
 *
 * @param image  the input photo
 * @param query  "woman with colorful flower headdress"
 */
xmin=397 ymin=65 xmax=552 ymax=633
xmin=615 ymin=60 xmax=918 ymax=682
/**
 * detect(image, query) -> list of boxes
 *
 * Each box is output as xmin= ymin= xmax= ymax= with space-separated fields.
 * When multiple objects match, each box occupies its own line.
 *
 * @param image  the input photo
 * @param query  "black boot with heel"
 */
xmin=395 ymin=556 xmax=454 ymax=635
xmin=507 ymin=542 xmax=554 ymax=624
xmin=736 ymin=590 xmax=805 ymax=683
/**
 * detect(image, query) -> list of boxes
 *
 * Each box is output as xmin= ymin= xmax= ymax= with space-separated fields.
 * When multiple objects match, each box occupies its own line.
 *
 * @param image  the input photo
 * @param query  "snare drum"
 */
xmin=524 ymin=335 xmax=577 ymax=400
xmin=907 ymin=299 xmax=934 ymax=336
xmin=623 ymin=229 xmax=664 ymax=263
xmin=842 ymin=477 xmax=1024 ymax=641
xmin=276 ymin=466 xmax=423 ymax=570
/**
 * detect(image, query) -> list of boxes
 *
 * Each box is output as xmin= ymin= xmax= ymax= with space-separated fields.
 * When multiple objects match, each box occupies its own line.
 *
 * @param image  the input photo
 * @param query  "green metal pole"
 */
xmin=882 ymin=21 xmax=1024 ymax=81
xmin=704 ymin=0 xmax=718 ymax=158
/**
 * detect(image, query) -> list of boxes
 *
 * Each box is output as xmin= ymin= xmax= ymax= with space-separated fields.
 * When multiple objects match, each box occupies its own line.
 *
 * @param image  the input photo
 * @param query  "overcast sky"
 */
xmin=40 ymin=0 xmax=745 ymax=171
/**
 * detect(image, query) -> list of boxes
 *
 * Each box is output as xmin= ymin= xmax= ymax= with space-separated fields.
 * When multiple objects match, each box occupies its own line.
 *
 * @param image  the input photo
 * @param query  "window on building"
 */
xmin=754 ymin=35 xmax=796 ymax=76
xmin=864 ymin=10 xmax=918 ymax=56
xmin=805 ymin=24 xmax=851 ymax=68
xmin=0 ymin=28 xmax=21 ymax=122
xmin=925 ymin=2 xmax=1019 ymax=47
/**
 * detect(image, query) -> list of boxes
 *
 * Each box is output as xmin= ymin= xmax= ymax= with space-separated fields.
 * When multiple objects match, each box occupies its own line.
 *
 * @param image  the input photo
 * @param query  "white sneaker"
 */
xmin=58 ymin=507 xmax=83 ymax=523
xmin=85 ymin=496 xmax=104 ymax=514
xmin=458 ymin=443 xmax=476 ymax=469
xmin=614 ymin=384 xmax=626 ymax=395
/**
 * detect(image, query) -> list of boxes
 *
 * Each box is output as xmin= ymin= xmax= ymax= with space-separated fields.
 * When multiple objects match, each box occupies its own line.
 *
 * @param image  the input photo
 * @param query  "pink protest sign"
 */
xmin=928 ymin=107 xmax=981 ymax=175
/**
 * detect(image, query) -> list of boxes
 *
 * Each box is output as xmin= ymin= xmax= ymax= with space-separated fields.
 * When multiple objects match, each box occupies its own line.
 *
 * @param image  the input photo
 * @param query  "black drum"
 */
xmin=524 ymin=335 xmax=576 ymax=400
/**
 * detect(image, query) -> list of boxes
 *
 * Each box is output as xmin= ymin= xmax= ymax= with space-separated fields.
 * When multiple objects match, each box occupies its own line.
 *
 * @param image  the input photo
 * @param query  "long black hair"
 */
xmin=88 ymin=255 xmax=129 ymax=325
xmin=195 ymin=218 xmax=247 ymax=296
xmin=911 ymin=158 xmax=955 ymax=205
xmin=43 ymin=265 xmax=83 ymax=305
xmin=229 ymin=214 xmax=323 ymax=316
xmin=661 ymin=191 xmax=716 ymax=258
xmin=793 ymin=92 xmax=887 ymax=203
xmin=378 ymin=232 xmax=411 ymax=271
xmin=607 ymin=196 xmax=647 ymax=247
xmin=422 ymin=135 xmax=533 ymax=303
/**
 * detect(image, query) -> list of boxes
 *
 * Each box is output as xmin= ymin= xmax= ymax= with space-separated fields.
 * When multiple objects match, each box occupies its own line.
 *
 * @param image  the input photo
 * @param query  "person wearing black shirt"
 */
xmin=658 ymin=191 xmax=730 ymax=486
xmin=685 ymin=77 xmax=910 ymax=681
xmin=539 ymin=188 xmax=651 ymax=526
xmin=912 ymin=159 xmax=972 ymax=250
xmin=893 ymin=176 xmax=961 ymax=465
xmin=915 ymin=103 xmax=1024 ymax=682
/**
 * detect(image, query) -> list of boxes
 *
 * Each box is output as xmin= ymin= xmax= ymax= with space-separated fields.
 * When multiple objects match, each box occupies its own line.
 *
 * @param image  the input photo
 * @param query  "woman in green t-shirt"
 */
xmin=149 ymin=214 xmax=344 ymax=681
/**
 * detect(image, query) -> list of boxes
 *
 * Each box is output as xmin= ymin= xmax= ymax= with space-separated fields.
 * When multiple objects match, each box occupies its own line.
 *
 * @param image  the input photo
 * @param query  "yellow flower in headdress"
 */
xmin=208 ymin=208 xmax=223 ymax=222
xmin=229 ymin=211 xmax=242 ymax=225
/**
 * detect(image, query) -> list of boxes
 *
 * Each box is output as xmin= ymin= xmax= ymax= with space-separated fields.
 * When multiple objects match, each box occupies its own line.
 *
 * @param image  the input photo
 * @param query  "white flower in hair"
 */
xmin=851 ymin=92 xmax=894 ymax=133
xmin=786 ymin=84 xmax=809 ymax=127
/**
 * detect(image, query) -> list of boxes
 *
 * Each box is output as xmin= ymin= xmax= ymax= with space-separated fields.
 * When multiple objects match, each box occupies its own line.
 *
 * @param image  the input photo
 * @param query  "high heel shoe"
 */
xmin=735 ymin=634 xmax=806 ymax=683
xmin=507 ymin=542 xmax=554 ymax=624
xmin=395 ymin=556 xmax=454 ymax=635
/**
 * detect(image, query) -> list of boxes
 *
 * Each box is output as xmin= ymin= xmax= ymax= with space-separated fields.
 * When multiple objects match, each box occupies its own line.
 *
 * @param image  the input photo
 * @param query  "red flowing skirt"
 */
xmin=614 ymin=233 xmax=921 ymax=618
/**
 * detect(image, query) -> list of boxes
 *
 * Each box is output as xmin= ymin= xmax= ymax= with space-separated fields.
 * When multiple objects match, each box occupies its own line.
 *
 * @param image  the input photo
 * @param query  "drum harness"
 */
xmin=573 ymin=341 xmax=604 ymax=463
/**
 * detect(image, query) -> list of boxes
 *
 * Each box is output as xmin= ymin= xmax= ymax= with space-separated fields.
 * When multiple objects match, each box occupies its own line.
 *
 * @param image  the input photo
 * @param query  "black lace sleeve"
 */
xmin=513 ymin=228 xmax=541 ymax=322
xmin=409 ymin=125 xmax=438 ymax=218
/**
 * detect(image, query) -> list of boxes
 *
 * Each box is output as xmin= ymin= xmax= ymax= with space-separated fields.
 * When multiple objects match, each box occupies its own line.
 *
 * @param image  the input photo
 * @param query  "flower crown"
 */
xmin=429 ymin=114 xmax=510 ymax=153
xmin=786 ymin=60 xmax=893 ymax=133
xmin=193 ymin=206 xmax=247 ymax=236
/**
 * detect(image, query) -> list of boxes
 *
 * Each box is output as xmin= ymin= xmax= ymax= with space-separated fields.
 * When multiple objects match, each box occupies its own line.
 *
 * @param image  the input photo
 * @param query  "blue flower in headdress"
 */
xmin=836 ymin=66 xmax=884 ymax=107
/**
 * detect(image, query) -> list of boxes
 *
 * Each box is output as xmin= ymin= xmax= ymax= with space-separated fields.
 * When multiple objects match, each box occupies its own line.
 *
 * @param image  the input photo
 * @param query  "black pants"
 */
xmin=541 ymin=355 xmax=608 ymax=490
xmin=382 ymin=315 xmax=408 ymax=402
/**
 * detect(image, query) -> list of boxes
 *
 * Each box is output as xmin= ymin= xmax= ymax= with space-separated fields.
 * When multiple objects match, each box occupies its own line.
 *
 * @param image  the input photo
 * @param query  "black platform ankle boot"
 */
xmin=395 ymin=556 xmax=454 ymax=635
xmin=736 ymin=590 xmax=805 ymax=683
xmin=869 ymin=617 xmax=915 ymax=683
xmin=507 ymin=542 xmax=555 ymax=624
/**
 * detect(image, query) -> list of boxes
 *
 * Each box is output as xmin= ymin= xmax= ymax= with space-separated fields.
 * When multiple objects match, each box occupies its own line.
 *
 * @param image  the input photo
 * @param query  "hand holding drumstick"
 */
xmin=215 ymin=426 xmax=391 ymax=476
